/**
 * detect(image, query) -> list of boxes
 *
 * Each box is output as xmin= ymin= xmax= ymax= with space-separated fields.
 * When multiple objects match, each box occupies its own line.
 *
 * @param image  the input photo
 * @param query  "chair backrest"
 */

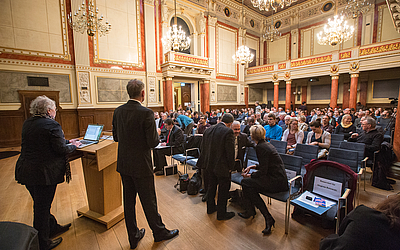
xmin=294 ymin=143 xmax=319 ymax=167
xmin=339 ymin=141 xmax=365 ymax=168
xmin=280 ymin=153 xmax=303 ymax=176
xmin=246 ymin=146 xmax=258 ymax=161
xmin=270 ymin=140 xmax=287 ymax=154
xmin=302 ymin=131 xmax=309 ymax=144
xmin=330 ymin=134 xmax=344 ymax=148
xmin=328 ymin=148 xmax=358 ymax=173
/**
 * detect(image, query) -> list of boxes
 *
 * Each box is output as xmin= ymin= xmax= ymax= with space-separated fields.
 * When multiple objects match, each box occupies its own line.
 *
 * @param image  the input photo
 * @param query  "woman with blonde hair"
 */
xmin=298 ymin=115 xmax=308 ymax=132
xmin=334 ymin=114 xmax=356 ymax=140
xmin=282 ymin=118 xmax=304 ymax=153
xmin=238 ymin=125 xmax=288 ymax=234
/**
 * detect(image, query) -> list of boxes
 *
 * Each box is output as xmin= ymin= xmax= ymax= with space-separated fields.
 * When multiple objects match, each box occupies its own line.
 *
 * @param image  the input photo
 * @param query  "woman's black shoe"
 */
xmin=238 ymin=210 xmax=256 ymax=219
xmin=262 ymin=217 xmax=275 ymax=235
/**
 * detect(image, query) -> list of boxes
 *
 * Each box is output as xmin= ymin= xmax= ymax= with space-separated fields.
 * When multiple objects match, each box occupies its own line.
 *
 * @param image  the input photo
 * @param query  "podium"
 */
xmin=77 ymin=140 xmax=124 ymax=229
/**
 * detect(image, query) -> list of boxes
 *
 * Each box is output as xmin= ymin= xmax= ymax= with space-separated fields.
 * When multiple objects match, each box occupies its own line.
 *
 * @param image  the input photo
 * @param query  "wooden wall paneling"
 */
xmin=359 ymin=81 xmax=368 ymax=107
xmin=95 ymin=109 xmax=114 ymax=132
xmin=78 ymin=109 xmax=96 ymax=136
xmin=0 ymin=110 xmax=24 ymax=147
xmin=60 ymin=109 xmax=79 ymax=140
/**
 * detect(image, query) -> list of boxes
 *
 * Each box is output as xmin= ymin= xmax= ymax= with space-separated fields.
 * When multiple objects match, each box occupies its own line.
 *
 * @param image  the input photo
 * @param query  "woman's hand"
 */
xmin=71 ymin=140 xmax=82 ymax=147
xmin=310 ymin=141 xmax=319 ymax=146
xmin=241 ymin=172 xmax=251 ymax=178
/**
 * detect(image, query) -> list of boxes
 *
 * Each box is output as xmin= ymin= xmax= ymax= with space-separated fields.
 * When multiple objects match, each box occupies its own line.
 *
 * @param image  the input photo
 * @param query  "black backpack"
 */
xmin=174 ymin=172 xmax=189 ymax=192
xmin=187 ymin=171 xmax=202 ymax=195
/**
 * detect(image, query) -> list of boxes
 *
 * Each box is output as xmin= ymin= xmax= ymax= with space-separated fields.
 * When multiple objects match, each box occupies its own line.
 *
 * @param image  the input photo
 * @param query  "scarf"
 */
xmin=341 ymin=120 xmax=353 ymax=128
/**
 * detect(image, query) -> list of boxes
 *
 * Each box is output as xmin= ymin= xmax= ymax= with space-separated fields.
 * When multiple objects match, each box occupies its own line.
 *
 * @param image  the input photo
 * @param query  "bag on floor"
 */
xmin=174 ymin=172 xmax=189 ymax=192
xmin=187 ymin=171 xmax=202 ymax=195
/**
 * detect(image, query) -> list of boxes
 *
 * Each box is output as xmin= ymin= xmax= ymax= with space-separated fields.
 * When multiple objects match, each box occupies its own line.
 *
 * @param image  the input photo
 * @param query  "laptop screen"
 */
xmin=84 ymin=124 xmax=104 ymax=141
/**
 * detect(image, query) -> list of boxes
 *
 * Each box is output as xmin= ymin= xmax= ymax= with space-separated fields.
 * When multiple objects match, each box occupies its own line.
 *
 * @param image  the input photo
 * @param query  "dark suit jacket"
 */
xmin=197 ymin=123 xmax=235 ymax=178
xmin=236 ymin=132 xmax=255 ymax=168
xmin=162 ymin=125 xmax=184 ymax=154
xmin=15 ymin=116 xmax=76 ymax=185
xmin=250 ymin=140 xmax=288 ymax=193
xmin=113 ymin=100 xmax=159 ymax=178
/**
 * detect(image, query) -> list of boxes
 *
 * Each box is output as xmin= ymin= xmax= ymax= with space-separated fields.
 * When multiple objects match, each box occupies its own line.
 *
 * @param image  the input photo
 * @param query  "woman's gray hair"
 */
xmin=30 ymin=95 xmax=56 ymax=116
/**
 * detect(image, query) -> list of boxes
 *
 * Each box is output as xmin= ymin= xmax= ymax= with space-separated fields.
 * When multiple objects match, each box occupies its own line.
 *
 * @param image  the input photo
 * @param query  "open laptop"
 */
xmin=78 ymin=124 xmax=104 ymax=148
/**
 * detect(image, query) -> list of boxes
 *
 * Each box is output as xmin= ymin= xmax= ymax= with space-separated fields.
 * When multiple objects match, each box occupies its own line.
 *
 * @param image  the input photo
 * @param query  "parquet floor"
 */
xmin=1 ymin=148 xmax=399 ymax=250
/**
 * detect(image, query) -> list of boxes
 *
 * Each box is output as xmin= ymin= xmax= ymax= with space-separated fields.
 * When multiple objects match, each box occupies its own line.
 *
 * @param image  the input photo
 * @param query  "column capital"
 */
xmin=201 ymin=80 xmax=210 ymax=84
xmin=285 ymin=80 xmax=292 ymax=85
xmin=244 ymin=85 xmax=249 ymax=88
xmin=273 ymin=81 xmax=280 ymax=85
xmin=165 ymin=77 xmax=173 ymax=81
xmin=331 ymin=75 xmax=339 ymax=80
xmin=350 ymin=73 xmax=359 ymax=78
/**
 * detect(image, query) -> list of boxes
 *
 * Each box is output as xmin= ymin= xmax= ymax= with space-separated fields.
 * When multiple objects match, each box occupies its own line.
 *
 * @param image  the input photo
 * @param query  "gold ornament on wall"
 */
xmin=284 ymin=72 xmax=291 ymax=80
xmin=272 ymin=74 xmax=279 ymax=81
xmin=330 ymin=65 xmax=339 ymax=74
xmin=350 ymin=62 xmax=359 ymax=71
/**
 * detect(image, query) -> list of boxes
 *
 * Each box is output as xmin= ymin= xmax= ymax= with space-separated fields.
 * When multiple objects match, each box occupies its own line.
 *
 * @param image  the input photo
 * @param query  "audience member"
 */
xmin=282 ymin=118 xmax=304 ymax=153
xmin=231 ymin=121 xmax=255 ymax=171
xmin=175 ymin=113 xmax=194 ymax=136
xmin=298 ymin=101 xmax=307 ymax=112
xmin=306 ymin=110 xmax=315 ymax=124
xmin=354 ymin=111 xmax=365 ymax=129
xmin=348 ymin=117 xmax=384 ymax=160
xmin=320 ymin=194 xmax=400 ymax=250
xmin=153 ymin=118 xmax=184 ymax=176
xmin=264 ymin=113 xmax=283 ymax=141
xmin=238 ymin=125 xmax=289 ymax=235
xmin=196 ymin=115 xmax=211 ymax=134
xmin=321 ymin=115 xmax=334 ymax=134
xmin=334 ymin=114 xmax=356 ymax=140
xmin=306 ymin=119 xmax=331 ymax=158
xmin=298 ymin=115 xmax=309 ymax=132
xmin=255 ymin=101 xmax=262 ymax=114
xmin=280 ymin=115 xmax=290 ymax=132
xmin=243 ymin=118 xmax=255 ymax=136
xmin=197 ymin=114 xmax=235 ymax=220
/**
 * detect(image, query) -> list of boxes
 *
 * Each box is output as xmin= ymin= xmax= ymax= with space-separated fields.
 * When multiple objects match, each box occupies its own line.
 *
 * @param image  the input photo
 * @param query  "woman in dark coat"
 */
xmin=15 ymin=95 xmax=81 ymax=250
xmin=334 ymin=114 xmax=356 ymax=140
xmin=320 ymin=194 xmax=400 ymax=250
xmin=238 ymin=125 xmax=288 ymax=234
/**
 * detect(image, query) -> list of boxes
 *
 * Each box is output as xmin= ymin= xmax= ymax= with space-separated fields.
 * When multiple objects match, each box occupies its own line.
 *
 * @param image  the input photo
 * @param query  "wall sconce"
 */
xmin=293 ymin=91 xmax=301 ymax=95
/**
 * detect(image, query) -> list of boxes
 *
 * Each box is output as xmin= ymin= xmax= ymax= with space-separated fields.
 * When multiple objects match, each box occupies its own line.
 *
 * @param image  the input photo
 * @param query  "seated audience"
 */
xmin=280 ymin=115 xmax=290 ymax=132
xmin=282 ymin=118 xmax=304 ymax=153
xmin=153 ymin=119 xmax=184 ymax=175
xmin=334 ymin=114 xmax=356 ymax=140
xmin=319 ymin=194 xmax=400 ymax=250
xmin=264 ymin=113 xmax=283 ymax=141
xmin=298 ymin=115 xmax=309 ymax=132
xmin=243 ymin=118 xmax=255 ymax=137
xmin=238 ymin=125 xmax=288 ymax=235
xmin=354 ymin=111 xmax=365 ymax=129
xmin=208 ymin=112 xmax=218 ymax=125
xmin=196 ymin=115 xmax=211 ymax=134
xmin=348 ymin=117 xmax=384 ymax=160
xmin=306 ymin=119 xmax=331 ymax=158
xmin=321 ymin=115 xmax=334 ymax=134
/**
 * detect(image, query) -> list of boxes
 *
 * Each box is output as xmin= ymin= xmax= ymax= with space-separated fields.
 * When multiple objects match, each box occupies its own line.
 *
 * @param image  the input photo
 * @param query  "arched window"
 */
xmin=169 ymin=17 xmax=191 ymax=54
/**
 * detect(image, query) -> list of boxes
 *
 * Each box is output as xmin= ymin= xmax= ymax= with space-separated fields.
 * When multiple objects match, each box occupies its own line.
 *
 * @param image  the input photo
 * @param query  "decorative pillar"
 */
xmin=274 ymin=81 xmax=279 ymax=109
xmin=244 ymin=85 xmax=249 ymax=108
xmin=200 ymin=80 xmax=210 ymax=113
xmin=330 ymin=75 xmax=339 ymax=109
xmin=163 ymin=77 xmax=173 ymax=112
xmin=349 ymin=73 xmax=359 ymax=110
xmin=285 ymin=80 xmax=292 ymax=111
xmin=393 ymin=91 xmax=400 ymax=161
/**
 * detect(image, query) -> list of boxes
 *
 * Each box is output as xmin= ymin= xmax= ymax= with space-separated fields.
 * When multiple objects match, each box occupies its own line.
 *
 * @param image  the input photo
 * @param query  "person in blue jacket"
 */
xmin=263 ymin=113 xmax=282 ymax=141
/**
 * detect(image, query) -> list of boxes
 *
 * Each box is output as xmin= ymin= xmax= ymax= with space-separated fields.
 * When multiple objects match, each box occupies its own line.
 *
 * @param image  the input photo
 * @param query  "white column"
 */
xmin=208 ymin=16 xmax=217 ymax=78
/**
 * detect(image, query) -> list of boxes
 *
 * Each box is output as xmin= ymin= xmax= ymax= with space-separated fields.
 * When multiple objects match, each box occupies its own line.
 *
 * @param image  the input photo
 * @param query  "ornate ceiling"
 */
xmin=235 ymin=0 xmax=309 ymax=17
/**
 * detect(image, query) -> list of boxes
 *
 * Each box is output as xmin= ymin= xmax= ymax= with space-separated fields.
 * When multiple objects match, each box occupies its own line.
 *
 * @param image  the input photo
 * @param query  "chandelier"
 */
xmin=67 ymin=0 xmax=111 ymax=37
xmin=251 ymin=0 xmax=297 ymax=12
xmin=233 ymin=0 xmax=254 ymax=65
xmin=161 ymin=0 xmax=191 ymax=52
xmin=317 ymin=15 xmax=354 ymax=46
xmin=263 ymin=13 xmax=281 ymax=42
xmin=342 ymin=0 xmax=372 ymax=19
xmin=317 ymin=0 xmax=354 ymax=46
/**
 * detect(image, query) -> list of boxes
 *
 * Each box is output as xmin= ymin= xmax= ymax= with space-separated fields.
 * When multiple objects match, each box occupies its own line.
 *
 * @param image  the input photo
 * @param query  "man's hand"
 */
xmin=71 ymin=140 xmax=82 ymax=147
xmin=351 ymin=133 xmax=359 ymax=138
xmin=160 ymin=142 xmax=167 ymax=146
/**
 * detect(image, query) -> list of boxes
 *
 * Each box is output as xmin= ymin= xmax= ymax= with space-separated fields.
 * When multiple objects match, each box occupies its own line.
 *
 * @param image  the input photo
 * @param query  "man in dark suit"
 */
xmin=112 ymin=79 xmax=178 ymax=249
xmin=197 ymin=113 xmax=236 ymax=220
xmin=231 ymin=121 xmax=255 ymax=171
xmin=153 ymin=118 xmax=184 ymax=175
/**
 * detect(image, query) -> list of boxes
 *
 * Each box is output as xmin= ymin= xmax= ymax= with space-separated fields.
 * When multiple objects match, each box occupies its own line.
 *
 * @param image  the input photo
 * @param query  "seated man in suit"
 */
xmin=231 ymin=121 xmax=256 ymax=172
xmin=153 ymin=118 xmax=184 ymax=176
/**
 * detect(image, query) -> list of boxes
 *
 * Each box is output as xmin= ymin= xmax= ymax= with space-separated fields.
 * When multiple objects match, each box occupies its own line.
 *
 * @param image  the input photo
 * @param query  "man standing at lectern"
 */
xmin=112 ymin=79 xmax=179 ymax=249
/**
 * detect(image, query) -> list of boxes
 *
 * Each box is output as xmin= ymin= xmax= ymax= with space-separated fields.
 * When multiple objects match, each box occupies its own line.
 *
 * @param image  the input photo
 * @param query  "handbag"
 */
xmin=174 ymin=171 xmax=189 ymax=192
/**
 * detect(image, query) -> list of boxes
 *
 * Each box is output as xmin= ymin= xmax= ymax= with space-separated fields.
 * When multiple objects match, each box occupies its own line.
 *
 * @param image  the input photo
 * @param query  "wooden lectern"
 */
xmin=77 ymin=140 xmax=124 ymax=229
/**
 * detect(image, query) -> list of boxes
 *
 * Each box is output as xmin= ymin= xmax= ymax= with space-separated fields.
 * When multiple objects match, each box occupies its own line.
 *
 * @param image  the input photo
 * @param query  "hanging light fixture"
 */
xmin=67 ymin=0 xmax=111 ymax=36
xmin=161 ymin=0 xmax=191 ymax=52
xmin=251 ymin=0 xmax=297 ymax=12
xmin=263 ymin=12 xmax=281 ymax=42
xmin=342 ymin=0 xmax=372 ymax=19
xmin=317 ymin=0 xmax=354 ymax=46
xmin=233 ymin=0 xmax=254 ymax=66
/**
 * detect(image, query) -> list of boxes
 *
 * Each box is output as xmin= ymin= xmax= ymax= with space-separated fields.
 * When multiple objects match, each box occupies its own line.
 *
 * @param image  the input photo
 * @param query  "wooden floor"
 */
xmin=1 ymin=149 xmax=399 ymax=250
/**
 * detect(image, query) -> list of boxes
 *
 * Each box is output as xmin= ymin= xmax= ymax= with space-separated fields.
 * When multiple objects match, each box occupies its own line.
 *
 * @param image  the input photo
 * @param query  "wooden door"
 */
xmin=181 ymin=84 xmax=191 ymax=110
